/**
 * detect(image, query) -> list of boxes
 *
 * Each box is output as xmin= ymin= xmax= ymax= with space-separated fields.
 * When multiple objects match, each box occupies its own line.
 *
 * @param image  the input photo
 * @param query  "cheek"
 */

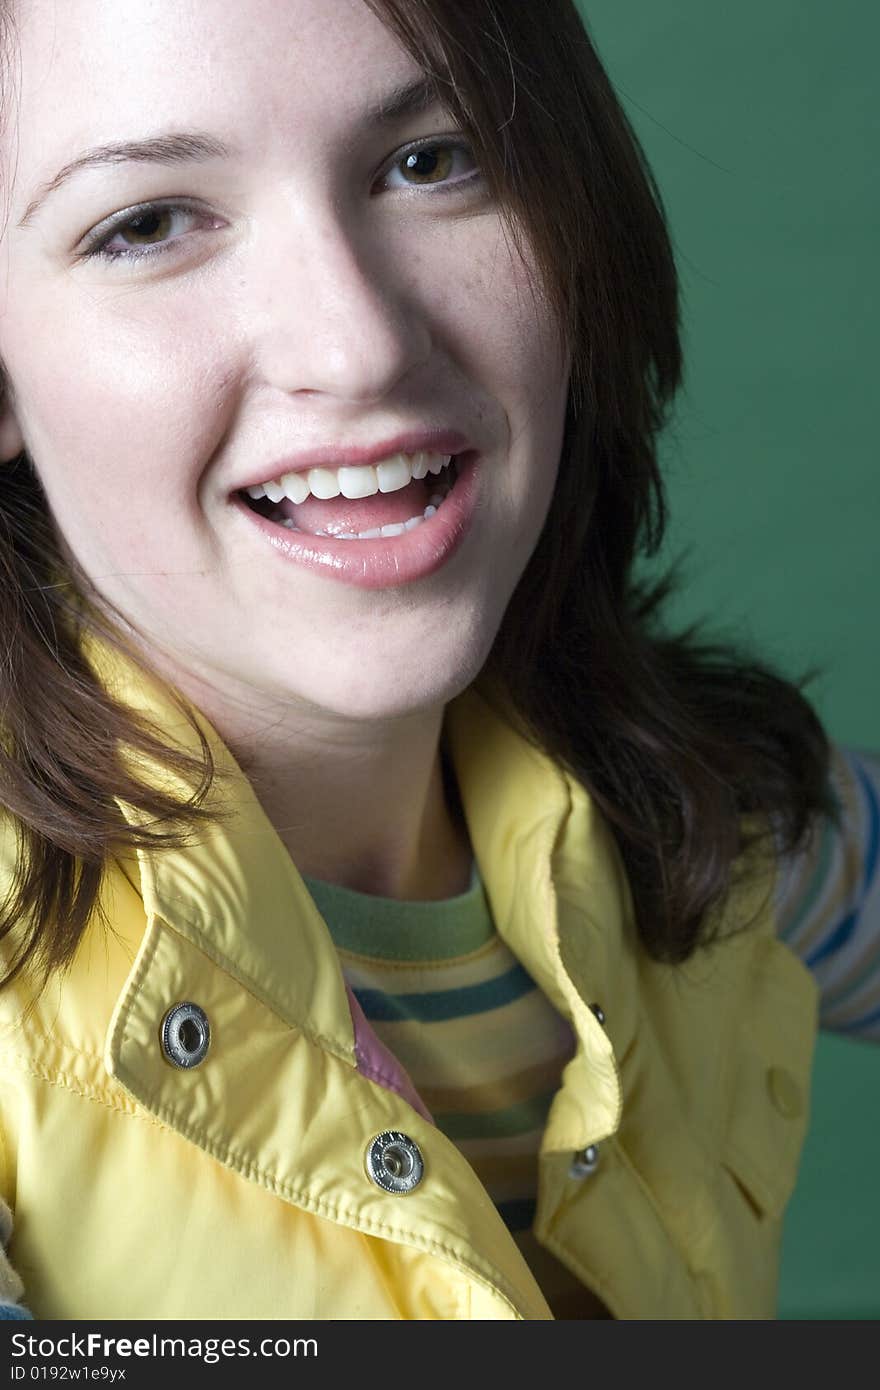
xmin=438 ymin=229 xmax=566 ymax=438
xmin=2 ymin=289 xmax=237 ymax=522
xmin=461 ymin=258 xmax=567 ymax=495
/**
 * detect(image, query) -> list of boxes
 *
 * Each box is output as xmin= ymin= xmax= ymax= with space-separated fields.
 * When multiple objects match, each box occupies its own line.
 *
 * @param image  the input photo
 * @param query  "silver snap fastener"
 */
xmin=569 ymin=1143 xmax=600 ymax=1178
xmin=160 ymin=1002 xmax=211 ymax=1069
xmin=366 ymin=1131 xmax=424 ymax=1194
xmin=589 ymin=1002 xmax=606 ymax=1026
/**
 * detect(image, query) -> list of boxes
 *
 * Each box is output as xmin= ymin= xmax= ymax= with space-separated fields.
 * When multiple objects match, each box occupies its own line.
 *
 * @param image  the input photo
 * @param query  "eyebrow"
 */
xmin=17 ymin=76 xmax=444 ymax=229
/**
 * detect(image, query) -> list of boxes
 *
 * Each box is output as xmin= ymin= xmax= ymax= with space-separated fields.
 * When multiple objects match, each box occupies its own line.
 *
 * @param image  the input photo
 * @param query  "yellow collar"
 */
xmin=87 ymin=634 xmax=621 ymax=1136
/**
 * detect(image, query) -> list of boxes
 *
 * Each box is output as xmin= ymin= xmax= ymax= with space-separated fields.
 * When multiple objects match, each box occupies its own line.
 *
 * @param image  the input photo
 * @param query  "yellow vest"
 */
xmin=0 ymin=655 xmax=817 ymax=1319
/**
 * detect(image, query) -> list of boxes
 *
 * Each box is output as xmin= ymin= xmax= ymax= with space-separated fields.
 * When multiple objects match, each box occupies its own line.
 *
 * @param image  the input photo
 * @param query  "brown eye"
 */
xmin=399 ymin=147 xmax=455 ymax=185
xmin=82 ymin=202 xmax=219 ymax=263
xmin=118 ymin=208 xmax=175 ymax=245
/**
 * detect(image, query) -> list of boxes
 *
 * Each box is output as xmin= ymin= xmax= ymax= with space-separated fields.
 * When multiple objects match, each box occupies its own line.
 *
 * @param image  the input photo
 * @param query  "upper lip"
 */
xmin=234 ymin=428 xmax=473 ymax=492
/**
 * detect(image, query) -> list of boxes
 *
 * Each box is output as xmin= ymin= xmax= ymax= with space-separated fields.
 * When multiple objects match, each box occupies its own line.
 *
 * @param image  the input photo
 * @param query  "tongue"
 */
xmin=278 ymin=475 xmax=435 ymax=536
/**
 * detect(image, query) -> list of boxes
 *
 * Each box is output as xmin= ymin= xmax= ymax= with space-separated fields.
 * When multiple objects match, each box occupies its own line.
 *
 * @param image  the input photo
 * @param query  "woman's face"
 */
xmin=0 ymin=0 xmax=569 ymax=724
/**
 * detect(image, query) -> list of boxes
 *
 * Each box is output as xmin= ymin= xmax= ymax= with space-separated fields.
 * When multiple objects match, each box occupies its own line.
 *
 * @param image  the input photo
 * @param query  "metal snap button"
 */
xmin=366 ymin=1131 xmax=424 ymax=1194
xmin=569 ymin=1143 xmax=600 ymax=1179
xmin=160 ymin=1002 xmax=211 ymax=1069
xmin=589 ymin=1002 xmax=606 ymax=1026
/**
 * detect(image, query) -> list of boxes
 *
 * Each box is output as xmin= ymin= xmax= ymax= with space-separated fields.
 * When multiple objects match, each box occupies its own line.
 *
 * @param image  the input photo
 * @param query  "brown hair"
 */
xmin=0 ymin=0 xmax=832 ymax=988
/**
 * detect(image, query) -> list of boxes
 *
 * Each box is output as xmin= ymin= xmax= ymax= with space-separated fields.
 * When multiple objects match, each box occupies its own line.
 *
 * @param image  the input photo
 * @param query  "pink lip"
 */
xmin=235 ymin=428 xmax=472 ymax=493
xmin=233 ymin=449 xmax=481 ymax=590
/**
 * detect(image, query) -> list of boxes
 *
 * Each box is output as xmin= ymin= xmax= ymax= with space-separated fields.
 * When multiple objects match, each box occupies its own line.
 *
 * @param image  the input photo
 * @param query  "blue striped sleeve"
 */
xmin=775 ymin=745 xmax=880 ymax=1041
xmin=0 ymin=1302 xmax=32 ymax=1319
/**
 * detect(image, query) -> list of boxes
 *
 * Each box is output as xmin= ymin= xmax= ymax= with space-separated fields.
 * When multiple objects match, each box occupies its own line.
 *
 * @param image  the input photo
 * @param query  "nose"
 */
xmin=246 ymin=208 xmax=433 ymax=405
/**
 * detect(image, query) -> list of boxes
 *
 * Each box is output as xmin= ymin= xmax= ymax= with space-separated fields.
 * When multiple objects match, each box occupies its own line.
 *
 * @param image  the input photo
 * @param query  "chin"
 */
xmin=281 ymin=646 xmax=490 ymax=724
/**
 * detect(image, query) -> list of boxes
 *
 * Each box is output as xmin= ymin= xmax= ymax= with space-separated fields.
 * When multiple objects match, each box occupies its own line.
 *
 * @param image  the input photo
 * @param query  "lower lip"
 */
xmin=234 ymin=451 xmax=481 ymax=590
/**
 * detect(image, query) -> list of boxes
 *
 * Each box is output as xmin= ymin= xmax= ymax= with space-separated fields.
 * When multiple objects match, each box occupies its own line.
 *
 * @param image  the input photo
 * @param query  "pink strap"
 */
xmin=345 ymin=983 xmax=434 ymax=1124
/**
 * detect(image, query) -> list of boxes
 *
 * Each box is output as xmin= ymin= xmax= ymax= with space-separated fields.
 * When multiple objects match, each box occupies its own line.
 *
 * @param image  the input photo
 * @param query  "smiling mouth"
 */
xmin=239 ymin=451 xmax=460 ymax=540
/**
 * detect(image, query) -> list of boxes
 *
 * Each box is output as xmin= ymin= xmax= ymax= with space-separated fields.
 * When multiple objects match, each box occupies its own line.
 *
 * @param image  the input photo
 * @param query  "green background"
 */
xmin=575 ymin=1 xmax=879 ymax=1317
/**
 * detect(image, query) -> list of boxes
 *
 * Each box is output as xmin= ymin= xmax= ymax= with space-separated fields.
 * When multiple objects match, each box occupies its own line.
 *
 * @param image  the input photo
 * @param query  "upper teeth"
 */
xmin=245 ymin=451 xmax=453 ymax=505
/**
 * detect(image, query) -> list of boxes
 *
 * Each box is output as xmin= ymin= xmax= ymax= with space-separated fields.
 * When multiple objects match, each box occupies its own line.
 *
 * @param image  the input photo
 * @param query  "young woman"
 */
xmin=0 ymin=0 xmax=876 ymax=1320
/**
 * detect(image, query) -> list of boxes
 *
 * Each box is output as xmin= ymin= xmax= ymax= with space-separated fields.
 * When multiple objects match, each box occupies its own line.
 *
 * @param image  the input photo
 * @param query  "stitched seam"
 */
xmin=107 ymin=1080 xmax=524 ymax=1311
xmin=106 ymin=918 xmax=163 ymax=1066
xmin=0 ymin=1038 xmax=114 ymax=1068
xmin=2 ymin=1056 xmax=517 ymax=1313
xmin=0 ymin=1054 xmax=165 ymax=1129
xmin=109 ymin=918 xmax=356 ymax=1071
xmin=5 ymin=921 xmax=354 ymax=1073
xmin=156 ymin=919 xmax=353 ymax=1063
xmin=13 ymin=1067 xmax=516 ymax=1313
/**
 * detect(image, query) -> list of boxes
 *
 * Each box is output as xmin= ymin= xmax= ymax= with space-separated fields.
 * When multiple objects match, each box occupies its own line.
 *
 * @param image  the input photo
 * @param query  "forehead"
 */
xmin=7 ymin=0 xmax=416 ymax=175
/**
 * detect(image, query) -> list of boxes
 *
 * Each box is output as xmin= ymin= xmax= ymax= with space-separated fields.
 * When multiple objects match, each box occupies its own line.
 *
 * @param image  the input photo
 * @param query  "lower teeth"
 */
xmin=279 ymin=491 xmax=448 ymax=538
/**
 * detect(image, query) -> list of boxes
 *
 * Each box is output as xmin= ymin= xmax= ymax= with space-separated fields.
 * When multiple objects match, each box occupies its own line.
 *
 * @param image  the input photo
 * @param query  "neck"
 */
xmin=177 ymin=674 xmax=473 ymax=902
xmin=248 ymin=713 xmax=472 ymax=900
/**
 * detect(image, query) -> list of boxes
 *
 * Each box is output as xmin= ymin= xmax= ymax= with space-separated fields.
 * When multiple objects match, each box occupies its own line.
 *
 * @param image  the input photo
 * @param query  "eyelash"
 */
xmin=79 ymin=137 xmax=482 ymax=265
